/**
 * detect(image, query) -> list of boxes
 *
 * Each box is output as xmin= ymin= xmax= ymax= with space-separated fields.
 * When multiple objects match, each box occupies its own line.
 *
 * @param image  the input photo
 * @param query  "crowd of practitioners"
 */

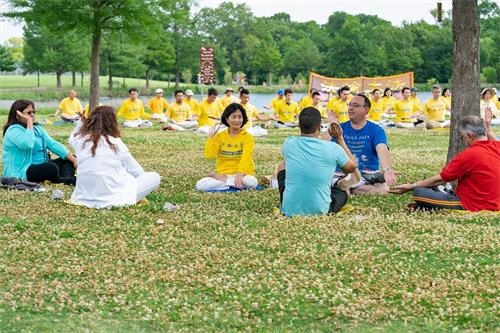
xmin=2 ymin=85 xmax=499 ymax=214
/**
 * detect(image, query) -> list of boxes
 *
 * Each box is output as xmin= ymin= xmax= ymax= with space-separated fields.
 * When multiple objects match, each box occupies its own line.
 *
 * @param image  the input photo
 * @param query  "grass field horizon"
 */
xmin=0 ymin=119 xmax=498 ymax=332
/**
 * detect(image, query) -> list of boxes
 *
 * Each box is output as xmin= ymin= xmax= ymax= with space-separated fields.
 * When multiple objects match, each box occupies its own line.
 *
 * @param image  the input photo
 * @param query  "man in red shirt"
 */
xmin=390 ymin=114 xmax=499 ymax=212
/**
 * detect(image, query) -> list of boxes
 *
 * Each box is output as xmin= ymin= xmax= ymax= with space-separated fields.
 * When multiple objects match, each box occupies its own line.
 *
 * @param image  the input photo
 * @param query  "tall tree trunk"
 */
xmin=447 ymin=0 xmax=480 ymax=163
xmin=108 ymin=72 xmax=113 ymax=91
xmin=175 ymin=66 xmax=180 ymax=88
xmin=56 ymin=72 xmax=62 ymax=88
xmin=72 ymin=71 xmax=76 ymax=87
xmin=89 ymin=31 xmax=101 ymax=111
xmin=145 ymin=69 xmax=150 ymax=89
xmin=37 ymin=71 xmax=40 ymax=88
xmin=268 ymin=71 xmax=272 ymax=86
xmin=80 ymin=72 xmax=84 ymax=87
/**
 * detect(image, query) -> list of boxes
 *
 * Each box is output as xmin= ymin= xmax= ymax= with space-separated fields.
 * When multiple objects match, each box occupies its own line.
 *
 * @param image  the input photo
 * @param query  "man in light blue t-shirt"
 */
xmin=277 ymin=107 xmax=357 ymax=216
xmin=329 ymin=94 xmax=398 ymax=195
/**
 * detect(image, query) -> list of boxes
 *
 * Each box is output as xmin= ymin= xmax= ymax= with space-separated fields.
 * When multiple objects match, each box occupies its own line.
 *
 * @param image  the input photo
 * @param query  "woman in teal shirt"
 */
xmin=2 ymin=100 xmax=77 ymax=184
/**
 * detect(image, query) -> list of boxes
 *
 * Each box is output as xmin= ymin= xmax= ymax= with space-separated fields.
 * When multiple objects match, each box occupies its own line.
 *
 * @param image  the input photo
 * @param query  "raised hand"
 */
xmin=328 ymin=122 xmax=343 ymax=140
xmin=208 ymin=125 xmax=220 ymax=138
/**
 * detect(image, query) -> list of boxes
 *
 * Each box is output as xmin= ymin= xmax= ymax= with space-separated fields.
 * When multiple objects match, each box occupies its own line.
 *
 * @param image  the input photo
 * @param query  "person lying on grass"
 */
xmin=2 ymin=99 xmax=77 ymax=185
xmin=390 ymin=113 xmax=499 ymax=212
xmin=276 ymin=107 xmax=357 ymax=216
xmin=196 ymin=103 xmax=258 ymax=191
xmin=69 ymin=106 xmax=160 ymax=208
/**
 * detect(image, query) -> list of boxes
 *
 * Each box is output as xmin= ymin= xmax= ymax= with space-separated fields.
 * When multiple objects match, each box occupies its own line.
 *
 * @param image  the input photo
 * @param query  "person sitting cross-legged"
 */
xmin=69 ymin=106 xmax=161 ymax=208
xmin=163 ymin=90 xmax=197 ymax=131
xmin=325 ymin=94 xmax=398 ymax=195
xmin=117 ymin=88 xmax=153 ymax=128
xmin=196 ymin=103 xmax=258 ymax=191
xmin=277 ymin=107 xmax=357 ymax=217
xmin=390 ymin=114 xmax=499 ymax=212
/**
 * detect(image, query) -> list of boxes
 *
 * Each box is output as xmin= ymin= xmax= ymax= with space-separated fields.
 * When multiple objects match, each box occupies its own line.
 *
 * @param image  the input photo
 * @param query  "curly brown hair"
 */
xmin=76 ymin=105 xmax=121 ymax=157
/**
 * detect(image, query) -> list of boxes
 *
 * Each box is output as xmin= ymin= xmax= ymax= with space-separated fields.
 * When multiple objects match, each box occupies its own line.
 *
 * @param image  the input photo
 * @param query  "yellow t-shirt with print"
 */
xmin=422 ymin=98 xmax=447 ymax=122
xmin=393 ymin=99 xmax=419 ymax=123
xmin=298 ymin=96 xmax=313 ymax=110
xmin=275 ymin=101 xmax=300 ymax=123
xmin=148 ymin=97 xmax=169 ymax=115
xmin=220 ymin=95 xmax=237 ymax=110
xmin=328 ymin=99 xmax=349 ymax=123
xmin=117 ymin=98 xmax=151 ymax=121
xmin=58 ymin=97 xmax=82 ymax=116
xmin=197 ymin=98 xmax=222 ymax=127
xmin=167 ymin=102 xmax=192 ymax=122
xmin=204 ymin=129 xmax=255 ymax=175
xmin=381 ymin=96 xmax=397 ymax=111
xmin=368 ymin=99 xmax=385 ymax=121
xmin=184 ymin=98 xmax=200 ymax=115
xmin=240 ymin=102 xmax=260 ymax=129
xmin=408 ymin=96 xmax=423 ymax=112
xmin=270 ymin=96 xmax=284 ymax=110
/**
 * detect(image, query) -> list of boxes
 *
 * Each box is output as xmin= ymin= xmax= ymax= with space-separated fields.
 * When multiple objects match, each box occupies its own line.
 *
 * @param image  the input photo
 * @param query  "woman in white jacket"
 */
xmin=69 ymin=105 xmax=160 ymax=208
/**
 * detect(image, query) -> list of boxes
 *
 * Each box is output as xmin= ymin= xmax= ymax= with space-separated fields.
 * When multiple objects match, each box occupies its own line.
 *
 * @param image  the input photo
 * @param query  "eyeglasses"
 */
xmin=24 ymin=110 xmax=36 ymax=115
xmin=348 ymin=103 xmax=364 ymax=108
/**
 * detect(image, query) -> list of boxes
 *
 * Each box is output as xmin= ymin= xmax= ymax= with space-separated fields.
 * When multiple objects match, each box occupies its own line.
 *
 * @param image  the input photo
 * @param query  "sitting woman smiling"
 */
xmin=196 ymin=103 xmax=258 ymax=191
xmin=2 ymin=99 xmax=77 ymax=184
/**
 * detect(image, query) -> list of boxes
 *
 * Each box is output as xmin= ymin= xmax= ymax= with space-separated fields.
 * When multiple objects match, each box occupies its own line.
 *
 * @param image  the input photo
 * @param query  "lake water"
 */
xmin=0 ymin=92 xmax=433 ymax=110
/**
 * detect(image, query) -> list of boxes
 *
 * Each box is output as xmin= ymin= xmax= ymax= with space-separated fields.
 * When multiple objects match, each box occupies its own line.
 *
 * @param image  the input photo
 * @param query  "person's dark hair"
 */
xmin=356 ymin=94 xmax=371 ymax=109
xmin=299 ymin=107 xmax=321 ymax=134
xmin=442 ymin=88 xmax=450 ymax=96
xmin=174 ymin=90 xmax=184 ymax=96
xmin=284 ymin=88 xmax=293 ymax=95
xmin=401 ymin=87 xmax=411 ymax=94
xmin=338 ymin=86 xmax=350 ymax=96
xmin=221 ymin=103 xmax=248 ymax=128
xmin=76 ymin=105 xmax=121 ymax=157
xmin=460 ymin=116 xmax=487 ymax=138
xmin=207 ymin=87 xmax=218 ymax=96
xmin=3 ymin=99 xmax=35 ymax=136
xmin=312 ymin=91 xmax=320 ymax=98
xmin=240 ymin=88 xmax=250 ymax=96
xmin=372 ymin=88 xmax=381 ymax=94
xmin=128 ymin=88 xmax=138 ymax=94
xmin=237 ymin=86 xmax=244 ymax=93
xmin=383 ymin=87 xmax=392 ymax=97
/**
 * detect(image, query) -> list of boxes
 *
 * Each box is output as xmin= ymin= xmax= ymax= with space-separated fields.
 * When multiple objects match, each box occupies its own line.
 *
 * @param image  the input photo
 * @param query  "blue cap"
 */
xmin=277 ymin=89 xmax=284 ymax=95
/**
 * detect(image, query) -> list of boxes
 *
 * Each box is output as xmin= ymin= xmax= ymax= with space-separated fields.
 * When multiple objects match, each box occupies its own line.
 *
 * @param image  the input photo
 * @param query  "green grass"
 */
xmin=0 ymin=120 xmax=498 ymax=332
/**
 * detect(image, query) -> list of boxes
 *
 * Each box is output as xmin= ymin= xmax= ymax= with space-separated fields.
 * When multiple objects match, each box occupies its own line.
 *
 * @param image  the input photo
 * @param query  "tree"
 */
xmin=4 ymin=37 xmax=24 ymax=65
xmin=447 ymin=0 xmax=480 ymax=163
xmin=0 ymin=45 xmax=16 ymax=72
xmin=141 ymin=33 xmax=175 ymax=89
xmin=6 ymin=0 xmax=158 ymax=110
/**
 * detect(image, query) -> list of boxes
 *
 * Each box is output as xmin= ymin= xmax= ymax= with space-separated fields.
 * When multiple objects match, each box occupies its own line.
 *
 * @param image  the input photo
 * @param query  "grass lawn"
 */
xmin=0 ymin=121 xmax=498 ymax=332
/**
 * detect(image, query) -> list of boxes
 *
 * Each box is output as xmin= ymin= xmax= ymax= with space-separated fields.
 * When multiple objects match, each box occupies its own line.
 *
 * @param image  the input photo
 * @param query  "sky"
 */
xmin=0 ymin=0 xmax=491 ymax=43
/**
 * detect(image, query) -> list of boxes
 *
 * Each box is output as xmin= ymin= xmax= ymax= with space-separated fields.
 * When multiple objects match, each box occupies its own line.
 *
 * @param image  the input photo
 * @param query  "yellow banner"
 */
xmin=309 ymin=71 xmax=414 ymax=101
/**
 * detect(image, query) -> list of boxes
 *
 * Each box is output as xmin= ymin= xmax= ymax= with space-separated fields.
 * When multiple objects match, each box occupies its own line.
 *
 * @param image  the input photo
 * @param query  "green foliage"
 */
xmin=0 ymin=45 xmax=15 ymax=72
xmin=4 ymin=37 xmax=24 ymax=64
xmin=181 ymin=68 xmax=192 ymax=83
xmin=481 ymin=66 xmax=497 ymax=83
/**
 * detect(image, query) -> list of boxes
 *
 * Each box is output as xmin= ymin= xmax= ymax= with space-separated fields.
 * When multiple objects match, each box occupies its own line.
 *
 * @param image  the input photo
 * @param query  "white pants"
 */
xmin=136 ymin=172 xmax=161 ymax=202
xmin=246 ymin=125 xmax=268 ymax=137
xmin=395 ymin=122 xmax=415 ymax=128
xmin=426 ymin=120 xmax=451 ymax=129
xmin=274 ymin=122 xmax=297 ymax=129
xmin=196 ymin=175 xmax=258 ymax=191
xmin=123 ymin=120 xmax=153 ymax=128
xmin=150 ymin=114 xmax=168 ymax=122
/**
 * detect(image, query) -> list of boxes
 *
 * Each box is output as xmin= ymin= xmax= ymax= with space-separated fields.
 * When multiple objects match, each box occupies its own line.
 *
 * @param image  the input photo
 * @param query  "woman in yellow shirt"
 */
xmin=381 ymin=87 xmax=397 ymax=114
xmin=441 ymin=88 xmax=451 ymax=112
xmin=196 ymin=103 xmax=258 ymax=191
